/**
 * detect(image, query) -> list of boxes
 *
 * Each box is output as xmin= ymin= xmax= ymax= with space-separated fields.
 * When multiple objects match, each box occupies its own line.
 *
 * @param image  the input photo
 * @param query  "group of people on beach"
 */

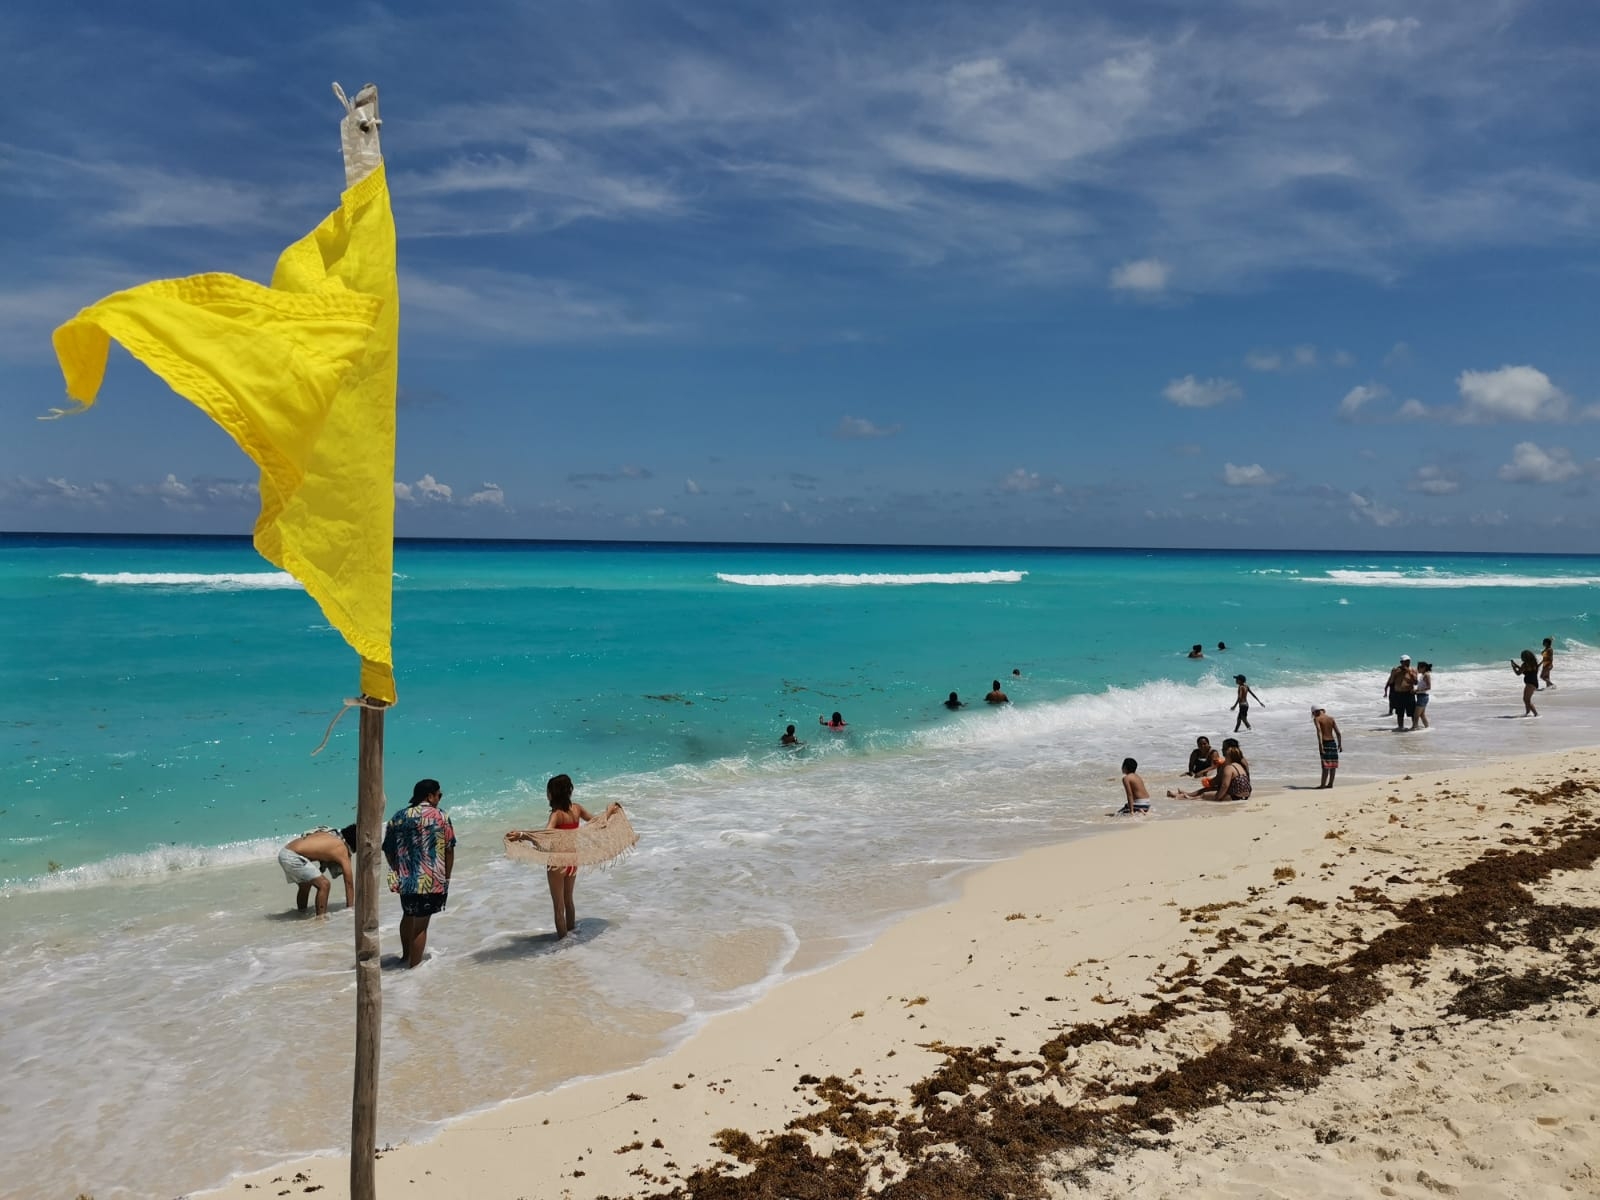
xmin=279 ymin=775 xmax=620 ymax=964
xmin=279 ymin=637 xmax=1564 ymax=944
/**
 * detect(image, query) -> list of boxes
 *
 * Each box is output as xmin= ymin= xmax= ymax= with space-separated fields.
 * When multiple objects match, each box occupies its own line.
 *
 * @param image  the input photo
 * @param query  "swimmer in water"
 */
xmin=944 ymin=692 xmax=965 ymax=710
xmin=819 ymin=711 xmax=847 ymax=730
xmin=780 ymin=723 xmax=803 ymax=746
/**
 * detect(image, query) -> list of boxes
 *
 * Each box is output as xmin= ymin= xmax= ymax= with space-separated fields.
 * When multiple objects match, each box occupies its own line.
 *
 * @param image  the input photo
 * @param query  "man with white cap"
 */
xmin=1385 ymin=654 xmax=1418 ymax=731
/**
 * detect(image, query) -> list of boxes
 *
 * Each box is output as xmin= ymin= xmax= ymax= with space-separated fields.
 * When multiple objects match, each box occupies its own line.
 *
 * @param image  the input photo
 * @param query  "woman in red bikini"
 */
xmin=541 ymin=773 xmax=621 ymax=939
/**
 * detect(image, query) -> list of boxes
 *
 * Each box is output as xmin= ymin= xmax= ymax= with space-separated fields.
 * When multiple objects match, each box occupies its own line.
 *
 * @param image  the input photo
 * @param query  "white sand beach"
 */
xmin=205 ymin=747 xmax=1600 ymax=1200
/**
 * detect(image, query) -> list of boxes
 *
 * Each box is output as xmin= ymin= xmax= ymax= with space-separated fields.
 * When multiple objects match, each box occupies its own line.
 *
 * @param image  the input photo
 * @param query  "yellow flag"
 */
xmin=52 ymin=164 xmax=400 ymax=703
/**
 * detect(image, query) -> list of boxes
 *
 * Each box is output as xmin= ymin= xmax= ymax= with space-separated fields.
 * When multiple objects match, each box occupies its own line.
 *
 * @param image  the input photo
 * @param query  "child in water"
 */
xmin=1119 ymin=758 xmax=1151 ymax=815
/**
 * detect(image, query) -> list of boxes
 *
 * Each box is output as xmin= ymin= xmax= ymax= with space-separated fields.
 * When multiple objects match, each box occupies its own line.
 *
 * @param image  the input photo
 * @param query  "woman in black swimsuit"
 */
xmin=1510 ymin=650 xmax=1540 ymax=717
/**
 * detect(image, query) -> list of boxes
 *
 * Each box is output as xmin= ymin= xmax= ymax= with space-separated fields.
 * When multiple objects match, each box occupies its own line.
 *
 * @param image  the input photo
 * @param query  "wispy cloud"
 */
xmin=1109 ymin=257 xmax=1168 ymax=295
xmin=1222 ymin=462 xmax=1280 ymax=487
xmin=1408 ymin=465 xmax=1459 ymax=495
xmin=832 ymin=416 xmax=902 ymax=439
xmin=1164 ymin=376 xmax=1242 ymax=408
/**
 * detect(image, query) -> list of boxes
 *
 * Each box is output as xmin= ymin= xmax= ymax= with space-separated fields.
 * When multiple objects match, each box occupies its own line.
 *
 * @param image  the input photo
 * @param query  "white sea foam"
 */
xmin=58 ymin=571 xmax=302 ymax=591
xmin=716 ymin=569 xmax=1027 ymax=586
xmin=1304 ymin=569 xmax=1600 ymax=589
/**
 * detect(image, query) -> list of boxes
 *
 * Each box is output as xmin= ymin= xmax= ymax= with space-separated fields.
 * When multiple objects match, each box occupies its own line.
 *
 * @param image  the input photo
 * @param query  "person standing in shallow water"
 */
xmin=382 ymin=779 xmax=455 ymax=968
xmin=523 ymin=773 xmax=623 ymax=940
xmin=1511 ymin=650 xmax=1541 ymax=717
xmin=277 ymin=823 xmax=357 ymax=917
xmin=1312 ymin=708 xmax=1342 ymax=788
xmin=1541 ymin=638 xmax=1555 ymax=688
xmin=1230 ymin=675 xmax=1262 ymax=732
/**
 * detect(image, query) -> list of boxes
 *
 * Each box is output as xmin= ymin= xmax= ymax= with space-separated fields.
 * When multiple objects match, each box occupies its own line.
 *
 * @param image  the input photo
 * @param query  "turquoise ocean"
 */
xmin=4 ymin=534 xmax=1599 ymax=1199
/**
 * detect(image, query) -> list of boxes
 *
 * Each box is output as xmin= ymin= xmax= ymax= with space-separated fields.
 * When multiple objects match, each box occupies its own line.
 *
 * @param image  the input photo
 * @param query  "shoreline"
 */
xmin=201 ymin=744 xmax=1600 ymax=1200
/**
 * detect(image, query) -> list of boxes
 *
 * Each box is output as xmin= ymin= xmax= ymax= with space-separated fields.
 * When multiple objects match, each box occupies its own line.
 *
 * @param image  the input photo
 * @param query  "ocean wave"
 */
xmin=58 ymin=572 xmax=302 ymax=591
xmin=717 ymin=570 xmax=1027 ymax=587
xmin=1303 ymin=569 xmax=1600 ymax=589
xmin=2 ymin=837 xmax=280 ymax=896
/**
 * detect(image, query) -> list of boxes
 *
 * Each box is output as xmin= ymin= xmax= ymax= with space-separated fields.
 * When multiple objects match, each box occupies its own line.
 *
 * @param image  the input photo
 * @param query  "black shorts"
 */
xmin=400 ymin=892 xmax=448 ymax=917
xmin=1394 ymin=693 xmax=1416 ymax=718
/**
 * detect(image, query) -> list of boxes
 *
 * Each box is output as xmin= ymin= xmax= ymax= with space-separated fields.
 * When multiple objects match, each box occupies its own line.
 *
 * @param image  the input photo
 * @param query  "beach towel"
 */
xmin=504 ymin=809 xmax=639 ymax=871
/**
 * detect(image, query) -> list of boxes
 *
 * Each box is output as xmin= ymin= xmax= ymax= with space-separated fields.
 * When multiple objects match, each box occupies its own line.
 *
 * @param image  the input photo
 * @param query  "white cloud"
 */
xmin=1396 ymin=398 xmax=1429 ymax=421
xmin=1292 ymin=344 xmax=1318 ymax=368
xmin=1109 ymin=257 xmax=1169 ymax=294
xmin=1498 ymin=442 xmax=1580 ymax=484
xmin=684 ymin=478 xmax=704 ymax=495
xmin=396 ymin=474 xmax=454 ymax=504
xmin=1301 ymin=17 xmax=1422 ymax=43
xmin=1243 ymin=350 xmax=1282 ymax=372
xmin=1163 ymin=375 xmax=1242 ymax=408
xmin=1222 ymin=462 xmax=1280 ymax=487
xmin=1338 ymin=383 xmax=1388 ymax=418
xmin=131 ymin=473 xmax=193 ymax=506
xmin=1408 ymin=466 xmax=1458 ymax=495
xmin=465 ymin=483 xmax=507 ymax=508
xmin=999 ymin=467 xmax=1044 ymax=493
xmin=833 ymin=416 xmax=902 ymax=439
xmin=1332 ymin=349 xmax=1355 ymax=367
xmin=1456 ymin=365 xmax=1569 ymax=423
xmin=1348 ymin=491 xmax=1402 ymax=526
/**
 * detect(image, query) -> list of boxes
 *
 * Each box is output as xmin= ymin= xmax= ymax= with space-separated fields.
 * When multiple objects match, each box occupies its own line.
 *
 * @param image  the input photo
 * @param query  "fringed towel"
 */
xmin=504 ymin=808 xmax=639 ymax=871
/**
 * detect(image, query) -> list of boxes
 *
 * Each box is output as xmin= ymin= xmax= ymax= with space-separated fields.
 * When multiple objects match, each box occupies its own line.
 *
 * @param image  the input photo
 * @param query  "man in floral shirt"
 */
xmin=382 ymin=779 xmax=456 ymax=968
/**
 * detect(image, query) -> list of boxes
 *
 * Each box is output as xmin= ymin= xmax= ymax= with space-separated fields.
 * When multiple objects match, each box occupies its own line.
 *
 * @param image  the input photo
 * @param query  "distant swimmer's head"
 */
xmin=1217 ymin=642 xmax=1227 ymax=651
xmin=547 ymin=773 xmax=575 ymax=811
xmin=992 ymin=680 xmax=1002 ymax=690
xmin=1122 ymin=757 xmax=1138 ymax=774
xmin=830 ymin=712 xmax=844 ymax=725
xmin=411 ymin=779 xmax=441 ymax=805
xmin=340 ymin=824 xmax=358 ymax=853
xmin=948 ymin=692 xmax=960 ymax=702
xmin=1012 ymin=668 xmax=1021 ymax=677
xmin=786 ymin=724 xmax=796 ymax=735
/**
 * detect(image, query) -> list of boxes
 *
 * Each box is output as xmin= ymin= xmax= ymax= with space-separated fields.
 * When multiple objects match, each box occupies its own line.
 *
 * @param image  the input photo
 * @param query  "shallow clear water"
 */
xmin=3 ymin=534 xmax=1598 ymax=1198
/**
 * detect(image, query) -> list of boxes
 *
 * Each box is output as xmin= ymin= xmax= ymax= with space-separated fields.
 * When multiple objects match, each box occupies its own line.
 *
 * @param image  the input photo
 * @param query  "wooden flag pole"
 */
xmin=335 ymin=81 xmax=387 ymax=1200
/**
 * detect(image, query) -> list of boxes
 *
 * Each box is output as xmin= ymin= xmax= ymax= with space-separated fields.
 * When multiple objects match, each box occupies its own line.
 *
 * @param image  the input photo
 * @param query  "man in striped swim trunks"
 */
xmin=1312 ymin=708 xmax=1342 ymax=789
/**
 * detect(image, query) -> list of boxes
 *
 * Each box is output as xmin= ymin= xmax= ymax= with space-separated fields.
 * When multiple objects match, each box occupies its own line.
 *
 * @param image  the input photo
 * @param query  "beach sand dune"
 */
xmin=205 ymin=749 xmax=1600 ymax=1200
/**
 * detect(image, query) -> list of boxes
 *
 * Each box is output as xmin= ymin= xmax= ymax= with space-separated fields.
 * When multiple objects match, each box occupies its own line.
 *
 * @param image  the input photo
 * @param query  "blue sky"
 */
xmin=3 ymin=0 xmax=1599 ymax=550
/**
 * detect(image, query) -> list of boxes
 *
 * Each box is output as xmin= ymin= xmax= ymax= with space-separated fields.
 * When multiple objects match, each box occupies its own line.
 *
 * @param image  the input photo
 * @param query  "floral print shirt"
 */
xmin=382 ymin=803 xmax=455 ymax=895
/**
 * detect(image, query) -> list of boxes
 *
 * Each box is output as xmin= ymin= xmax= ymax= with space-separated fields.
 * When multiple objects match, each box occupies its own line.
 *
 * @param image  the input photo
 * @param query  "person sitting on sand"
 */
xmin=1188 ymin=644 xmax=1205 ymax=659
xmin=1169 ymin=746 xmax=1249 ymax=802
xmin=278 ymin=824 xmax=357 ymax=917
xmin=944 ymin=691 xmax=965 ymax=710
xmin=1185 ymin=736 xmax=1219 ymax=778
xmin=819 ymin=711 xmax=848 ymax=730
xmin=1230 ymin=675 xmax=1263 ymax=732
xmin=1170 ymin=741 xmax=1247 ymax=801
xmin=1313 ymin=708 xmax=1342 ymax=788
xmin=1119 ymin=758 xmax=1151 ymax=815
xmin=1511 ymin=651 xmax=1540 ymax=717
xmin=984 ymin=680 xmax=1010 ymax=704
xmin=780 ymin=724 xmax=803 ymax=746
